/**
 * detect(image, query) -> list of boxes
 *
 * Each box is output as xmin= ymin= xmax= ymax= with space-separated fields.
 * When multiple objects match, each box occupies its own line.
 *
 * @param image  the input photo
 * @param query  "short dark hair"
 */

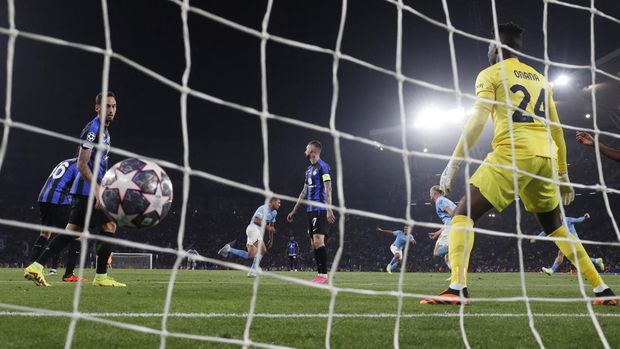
xmin=269 ymin=197 xmax=280 ymax=203
xmin=494 ymin=22 xmax=524 ymax=51
xmin=308 ymin=140 xmax=322 ymax=150
xmin=96 ymin=91 xmax=116 ymax=105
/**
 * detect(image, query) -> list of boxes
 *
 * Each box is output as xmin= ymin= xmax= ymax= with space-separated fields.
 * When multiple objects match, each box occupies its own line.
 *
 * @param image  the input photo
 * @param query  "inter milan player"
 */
xmin=376 ymin=226 xmax=415 ymax=273
xmin=218 ymin=198 xmax=281 ymax=277
xmin=24 ymin=92 xmax=124 ymax=287
xmin=421 ymin=23 xmax=615 ymax=305
xmin=287 ymin=236 xmax=300 ymax=271
xmin=287 ymin=140 xmax=335 ymax=284
xmin=428 ymin=185 xmax=456 ymax=270
xmin=530 ymin=213 xmax=605 ymax=275
xmin=29 ymin=157 xmax=86 ymax=282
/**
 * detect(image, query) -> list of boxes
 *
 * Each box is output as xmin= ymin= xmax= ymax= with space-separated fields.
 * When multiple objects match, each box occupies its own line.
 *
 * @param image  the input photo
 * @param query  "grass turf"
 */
xmin=0 ymin=268 xmax=618 ymax=348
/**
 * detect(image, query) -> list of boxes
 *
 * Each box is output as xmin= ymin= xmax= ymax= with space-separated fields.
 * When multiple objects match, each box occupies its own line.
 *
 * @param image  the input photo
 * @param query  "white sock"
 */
xmin=319 ymin=273 xmax=328 ymax=278
xmin=96 ymin=273 xmax=107 ymax=278
xmin=449 ymin=283 xmax=467 ymax=291
xmin=593 ymin=285 xmax=608 ymax=293
xmin=33 ymin=262 xmax=44 ymax=269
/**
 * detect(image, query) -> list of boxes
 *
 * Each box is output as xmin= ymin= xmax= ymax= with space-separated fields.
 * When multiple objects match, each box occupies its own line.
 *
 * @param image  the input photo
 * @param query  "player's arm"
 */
xmin=530 ymin=231 xmax=547 ymax=243
xmin=76 ymin=147 xmax=103 ymax=209
xmin=287 ymin=185 xmax=308 ymax=222
xmin=444 ymin=207 xmax=454 ymax=217
xmin=576 ymin=131 xmax=620 ymax=161
xmin=440 ymin=71 xmax=493 ymax=193
xmin=428 ymin=227 xmax=443 ymax=240
xmin=376 ymin=228 xmax=394 ymax=234
xmin=266 ymin=222 xmax=275 ymax=249
xmin=324 ymin=180 xmax=336 ymax=224
xmin=548 ymin=93 xmax=574 ymax=205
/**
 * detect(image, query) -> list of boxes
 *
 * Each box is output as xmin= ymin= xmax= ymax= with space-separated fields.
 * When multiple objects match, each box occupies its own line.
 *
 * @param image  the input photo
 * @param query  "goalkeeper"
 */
xmin=421 ymin=22 xmax=616 ymax=305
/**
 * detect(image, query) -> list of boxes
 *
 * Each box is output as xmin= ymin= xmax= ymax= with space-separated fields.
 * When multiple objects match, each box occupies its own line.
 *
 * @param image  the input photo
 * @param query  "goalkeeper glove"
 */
xmin=440 ymin=159 xmax=461 ymax=194
xmin=558 ymin=172 xmax=575 ymax=206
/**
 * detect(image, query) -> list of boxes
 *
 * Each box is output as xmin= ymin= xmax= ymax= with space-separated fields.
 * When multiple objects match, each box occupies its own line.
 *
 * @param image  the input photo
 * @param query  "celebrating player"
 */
xmin=24 ymin=92 xmax=124 ymax=287
xmin=428 ymin=185 xmax=456 ymax=270
xmin=376 ymin=226 xmax=415 ymax=274
xmin=287 ymin=140 xmax=335 ymax=284
xmin=530 ymin=213 xmax=605 ymax=275
xmin=576 ymin=131 xmax=620 ymax=161
xmin=29 ymin=157 xmax=87 ymax=282
xmin=421 ymin=23 xmax=616 ymax=305
xmin=218 ymin=198 xmax=281 ymax=277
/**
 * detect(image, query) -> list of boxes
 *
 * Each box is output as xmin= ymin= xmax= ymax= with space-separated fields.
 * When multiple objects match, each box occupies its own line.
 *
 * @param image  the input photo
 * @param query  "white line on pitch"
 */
xmin=1 ymin=312 xmax=619 ymax=318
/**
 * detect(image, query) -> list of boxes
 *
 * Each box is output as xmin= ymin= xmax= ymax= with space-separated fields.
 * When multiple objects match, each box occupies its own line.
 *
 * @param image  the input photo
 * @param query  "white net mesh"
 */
xmin=1 ymin=0 xmax=620 ymax=348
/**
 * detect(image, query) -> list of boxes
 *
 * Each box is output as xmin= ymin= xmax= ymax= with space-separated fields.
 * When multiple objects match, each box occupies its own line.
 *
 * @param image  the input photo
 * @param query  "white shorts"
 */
xmin=246 ymin=224 xmax=262 ymax=246
xmin=390 ymin=244 xmax=402 ymax=256
xmin=436 ymin=229 xmax=449 ymax=248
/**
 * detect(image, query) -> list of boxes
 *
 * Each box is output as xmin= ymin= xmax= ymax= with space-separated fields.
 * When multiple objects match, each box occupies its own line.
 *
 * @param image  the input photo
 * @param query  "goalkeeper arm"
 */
xmin=440 ymin=93 xmax=493 ymax=193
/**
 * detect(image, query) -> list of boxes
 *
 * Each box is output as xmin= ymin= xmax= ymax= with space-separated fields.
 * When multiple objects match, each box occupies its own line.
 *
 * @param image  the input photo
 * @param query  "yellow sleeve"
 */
xmin=548 ymin=89 xmax=567 ymax=173
xmin=452 ymin=70 xmax=495 ymax=158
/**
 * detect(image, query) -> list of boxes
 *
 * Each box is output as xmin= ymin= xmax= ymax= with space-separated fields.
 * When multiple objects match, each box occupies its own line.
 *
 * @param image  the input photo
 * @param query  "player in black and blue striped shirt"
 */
xmin=25 ymin=92 xmax=124 ymax=287
xmin=287 ymin=140 xmax=336 ymax=284
xmin=29 ymin=157 xmax=86 ymax=282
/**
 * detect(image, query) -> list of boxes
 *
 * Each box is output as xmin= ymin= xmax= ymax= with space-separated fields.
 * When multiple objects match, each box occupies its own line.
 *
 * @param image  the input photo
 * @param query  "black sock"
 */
xmin=29 ymin=235 xmax=49 ymax=262
xmin=35 ymin=234 xmax=73 ymax=266
xmin=316 ymin=246 xmax=328 ymax=274
xmin=51 ymin=253 xmax=60 ymax=270
xmin=63 ymin=239 xmax=81 ymax=277
xmin=313 ymin=248 xmax=321 ymax=273
xmin=96 ymin=232 xmax=114 ymax=275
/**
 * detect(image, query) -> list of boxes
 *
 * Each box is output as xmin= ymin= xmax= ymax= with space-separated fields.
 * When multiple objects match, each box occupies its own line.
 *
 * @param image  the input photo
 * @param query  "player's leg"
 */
xmin=92 ymin=220 xmax=125 ymax=287
xmin=62 ymin=238 xmax=86 ymax=282
xmin=308 ymin=211 xmax=329 ymax=283
xmin=536 ymin=206 xmax=615 ymax=305
xmin=30 ymin=231 xmax=51 ymax=263
xmin=421 ymin=184 xmax=494 ymax=304
xmin=388 ymin=250 xmax=401 ymax=273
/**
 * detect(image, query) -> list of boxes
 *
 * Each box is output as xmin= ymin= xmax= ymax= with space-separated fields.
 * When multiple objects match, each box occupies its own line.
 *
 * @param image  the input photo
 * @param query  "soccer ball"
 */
xmin=100 ymin=158 xmax=173 ymax=229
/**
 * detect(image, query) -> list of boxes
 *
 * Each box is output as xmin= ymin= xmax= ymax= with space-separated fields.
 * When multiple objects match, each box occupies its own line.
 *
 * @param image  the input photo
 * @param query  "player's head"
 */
xmin=429 ymin=185 xmax=444 ymax=201
xmin=95 ymin=91 xmax=117 ymax=127
xmin=403 ymin=225 xmax=411 ymax=234
xmin=269 ymin=197 xmax=281 ymax=210
xmin=488 ymin=22 xmax=524 ymax=65
xmin=305 ymin=140 xmax=322 ymax=163
xmin=289 ymin=236 xmax=294 ymax=241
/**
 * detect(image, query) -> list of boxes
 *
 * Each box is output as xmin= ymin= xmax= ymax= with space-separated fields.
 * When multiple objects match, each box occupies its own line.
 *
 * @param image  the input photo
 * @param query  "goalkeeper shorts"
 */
xmin=470 ymin=151 xmax=559 ymax=213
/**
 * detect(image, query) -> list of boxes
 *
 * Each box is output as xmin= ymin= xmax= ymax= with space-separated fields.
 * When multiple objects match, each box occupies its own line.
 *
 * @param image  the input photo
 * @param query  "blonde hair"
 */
xmin=430 ymin=185 xmax=444 ymax=196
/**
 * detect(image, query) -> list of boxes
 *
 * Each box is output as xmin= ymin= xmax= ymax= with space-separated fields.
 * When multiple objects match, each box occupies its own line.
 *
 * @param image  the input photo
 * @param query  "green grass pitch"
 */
xmin=0 ymin=268 xmax=618 ymax=348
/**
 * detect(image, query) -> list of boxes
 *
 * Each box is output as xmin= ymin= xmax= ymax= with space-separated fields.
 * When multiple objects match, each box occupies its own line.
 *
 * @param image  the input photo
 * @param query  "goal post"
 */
xmin=96 ymin=252 xmax=153 ymax=269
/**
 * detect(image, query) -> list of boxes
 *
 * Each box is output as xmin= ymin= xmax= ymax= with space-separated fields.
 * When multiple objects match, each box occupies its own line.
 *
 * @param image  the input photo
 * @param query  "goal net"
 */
xmin=0 ymin=0 xmax=619 ymax=348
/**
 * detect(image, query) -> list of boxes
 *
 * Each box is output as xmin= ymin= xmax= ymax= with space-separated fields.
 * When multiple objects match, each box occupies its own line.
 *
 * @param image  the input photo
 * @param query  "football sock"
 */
xmin=251 ymin=251 xmax=262 ymax=269
xmin=549 ymin=225 xmax=606 ymax=291
xmin=390 ymin=261 xmax=400 ymax=273
xmin=29 ymin=235 xmax=49 ymax=262
xmin=63 ymin=239 xmax=81 ymax=277
xmin=590 ymin=257 xmax=598 ymax=263
xmin=389 ymin=256 xmax=397 ymax=266
xmin=449 ymin=215 xmax=475 ymax=288
xmin=551 ymin=262 xmax=560 ymax=272
xmin=315 ymin=246 xmax=328 ymax=274
xmin=35 ymin=234 xmax=73 ymax=266
xmin=96 ymin=232 xmax=114 ymax=275
xmin=229 ymin=248 xmax=248 ymax=259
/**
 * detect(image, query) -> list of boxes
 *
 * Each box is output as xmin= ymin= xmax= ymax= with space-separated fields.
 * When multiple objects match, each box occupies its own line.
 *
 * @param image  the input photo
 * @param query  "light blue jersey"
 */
xmin=392 ymin=230 xmax=415 ymax=249
xmin=538 ymin=216 xmax=586 ymax=238
xmin=250 ymin=204 xmax=277 ymax=226
xmin=435 ymin=196 xmax=456 ymax=225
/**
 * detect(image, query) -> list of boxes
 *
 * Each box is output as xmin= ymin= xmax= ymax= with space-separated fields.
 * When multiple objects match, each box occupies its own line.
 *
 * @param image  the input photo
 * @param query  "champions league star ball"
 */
xmin=100 ymin=158 xmax=173 ymax=229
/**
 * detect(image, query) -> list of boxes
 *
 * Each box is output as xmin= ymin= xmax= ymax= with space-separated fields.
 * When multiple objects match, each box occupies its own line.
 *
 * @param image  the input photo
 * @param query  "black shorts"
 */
xmin=39 ymin=202 xmax=70 ymax=229
xmin=68 ymin=195 xmax=114 ymax=228
xmin=307 ymin=210 xmax=329 ymax=237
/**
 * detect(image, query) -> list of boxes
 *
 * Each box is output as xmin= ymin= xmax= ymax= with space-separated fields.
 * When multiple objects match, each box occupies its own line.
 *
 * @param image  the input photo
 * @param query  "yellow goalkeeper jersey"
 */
xmin=475 ymin=57 xmax=562 ymax=165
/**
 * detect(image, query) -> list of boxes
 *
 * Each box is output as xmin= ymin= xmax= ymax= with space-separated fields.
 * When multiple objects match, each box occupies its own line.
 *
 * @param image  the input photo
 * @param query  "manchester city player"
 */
xmin=530 ymin=213 xmax=605 ymax=275
xmin=428 ymin=185 xmax=456 ymax=270
xmin=30 ymin=157 xmax=86 ymax=282
xmin=287 ymin=140 xmax=335 ymax=284
xmin=376 ymin=226 xmax=415 ymax=273
xmin=421 ymin=23 xmax=615 ymax=305
xmin=25 ymin=92 xmax=124 ymax=287
xmin=218 ymin=198 xmax=281 ymax=277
